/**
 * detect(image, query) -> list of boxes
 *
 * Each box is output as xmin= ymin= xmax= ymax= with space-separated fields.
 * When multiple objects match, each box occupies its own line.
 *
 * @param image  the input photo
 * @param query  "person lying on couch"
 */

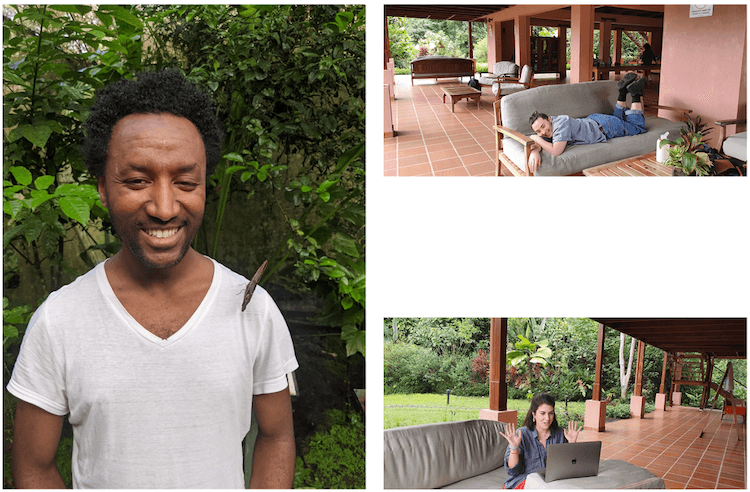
xmin=498 ymin=393 xmax=582 ymax=489
xmin=525 ymin=73 xmax=647 ymax=173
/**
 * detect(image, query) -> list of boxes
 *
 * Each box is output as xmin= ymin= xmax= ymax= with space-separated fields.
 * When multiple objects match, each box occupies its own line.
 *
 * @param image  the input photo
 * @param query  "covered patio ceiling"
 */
xmin=384 ymin=5 xmax=510 ymax=22
xmin=384 ymin=5 xmax=664 ymax=24
xmin=592 ymin=318 xmax=747 ymax=358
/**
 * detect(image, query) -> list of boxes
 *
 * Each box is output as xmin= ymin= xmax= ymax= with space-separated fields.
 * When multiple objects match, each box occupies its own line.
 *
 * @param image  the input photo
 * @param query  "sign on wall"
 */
xmin=689 ymin=5 xmax=713 ymax=18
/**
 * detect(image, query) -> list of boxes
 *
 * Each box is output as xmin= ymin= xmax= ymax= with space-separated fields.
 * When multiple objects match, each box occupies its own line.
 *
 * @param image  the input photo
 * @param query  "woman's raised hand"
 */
xmin=498 ymin=422 xmax=522 ymax=448
xmin=564 ymin=420 xmax=583 ymax=443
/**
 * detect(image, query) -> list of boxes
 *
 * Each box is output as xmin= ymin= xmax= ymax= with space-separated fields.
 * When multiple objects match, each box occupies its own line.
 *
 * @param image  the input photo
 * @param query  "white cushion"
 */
xmin=723 ymin=131 xmax=746 ymax=161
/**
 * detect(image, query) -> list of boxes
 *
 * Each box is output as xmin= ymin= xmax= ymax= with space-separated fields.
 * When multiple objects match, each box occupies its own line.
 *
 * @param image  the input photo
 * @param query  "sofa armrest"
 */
xmin=714 ymin=119 xmax=747 ymax=154
xmin=715 ymin=118 xmax=747 ymax=127
xmin=493 ymin=124 xmax=535 ymax=176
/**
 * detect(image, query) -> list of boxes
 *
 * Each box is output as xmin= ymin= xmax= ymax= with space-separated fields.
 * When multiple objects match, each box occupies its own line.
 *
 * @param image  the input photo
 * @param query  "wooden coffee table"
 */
xmin=441 ymin=85 xmax=481 ymax=112
xmin=583 ymin=151 xmax=674 ymax=176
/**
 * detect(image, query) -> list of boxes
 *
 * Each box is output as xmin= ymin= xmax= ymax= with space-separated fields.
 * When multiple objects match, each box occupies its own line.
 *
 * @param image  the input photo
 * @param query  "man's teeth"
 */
xmin=146 ymin=229 xmax=178 ymax=238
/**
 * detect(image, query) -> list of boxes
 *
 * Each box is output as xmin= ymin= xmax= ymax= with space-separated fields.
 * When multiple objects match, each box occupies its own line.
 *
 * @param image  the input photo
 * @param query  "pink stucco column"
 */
xmin=584 ymin=400 xmax=607 ymax=432
xmin=655 ymin=393 xmax=667 ymax=411
xmin=630 ymin=395 xmax=645 ymax=418
xmin=672 ymin=392 xmax=682 ymax=406
xmin=479 ymin=409 xmax=518 ymax=426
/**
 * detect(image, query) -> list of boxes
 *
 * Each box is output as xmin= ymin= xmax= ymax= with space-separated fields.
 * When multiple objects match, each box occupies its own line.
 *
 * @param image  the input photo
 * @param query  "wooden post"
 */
xmin=585 ymin=322 xmax=607 ymax=431
xmin=592 ymin=322 xmax=605 ymax=401
xmin=468 ymin=21 xmax=474 ymax=60
xmin=630 ymin=340 xmax=646 ymax=418
xmin=634 ymin=341 xmax=645 ymax=397
xmin=480 ymin=318 xmax=516 ymax=424
xmin=488 ymin=317 xmax=507 ymax=411
xmin=384 ymin=15 xmax=391 ymax=69
xmin=614 ymin=29 xmax=623 ymax=65
xmin=599 ymin=19 xmax=612 ymax=65
xmin=558 ymin=25 xmax=567 ymax=79
xmin=701 ymin=354 xmax=715 ymax=409
xmin=655 ymin=351 xmax=669 ymax=411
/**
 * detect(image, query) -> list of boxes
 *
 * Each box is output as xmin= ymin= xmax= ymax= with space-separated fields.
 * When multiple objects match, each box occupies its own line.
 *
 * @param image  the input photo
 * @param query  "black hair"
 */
xmin=529 ymin=111 xmax=550 ymax=128
xmin=523 ymin=393 xmax=561 ymax=431
xmin=83 ymin=69 xmax=223 ymax=178
xmin=643 ymin=43 xmax=652 ymax=51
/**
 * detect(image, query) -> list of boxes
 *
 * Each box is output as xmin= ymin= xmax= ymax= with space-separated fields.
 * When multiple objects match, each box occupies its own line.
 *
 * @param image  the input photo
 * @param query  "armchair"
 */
xmin=715 ymin=118 xmax=746 ymax=161
xmin=712 ymin=118 xmax=746 ymax=175
xmin=478 ymin=61 xmax=518 ymax=89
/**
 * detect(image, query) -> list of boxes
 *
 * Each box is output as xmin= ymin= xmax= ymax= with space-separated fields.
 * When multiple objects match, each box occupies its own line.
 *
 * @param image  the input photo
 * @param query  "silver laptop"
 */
xmin=538 ymin=441 xmax=601 ymax=482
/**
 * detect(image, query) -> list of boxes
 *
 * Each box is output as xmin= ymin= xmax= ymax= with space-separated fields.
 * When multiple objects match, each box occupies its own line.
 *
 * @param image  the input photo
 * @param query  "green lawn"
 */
xmin=384 ymin=394 xmax=588 ymax=429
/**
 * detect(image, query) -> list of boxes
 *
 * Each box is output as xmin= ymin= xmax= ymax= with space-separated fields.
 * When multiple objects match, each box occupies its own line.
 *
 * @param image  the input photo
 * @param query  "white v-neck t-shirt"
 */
xmin=8 ymin=258 xmax=298 ymax=488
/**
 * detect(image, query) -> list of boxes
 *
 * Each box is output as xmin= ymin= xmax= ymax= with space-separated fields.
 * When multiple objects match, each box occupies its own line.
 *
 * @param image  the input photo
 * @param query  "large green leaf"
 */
xmin=341 ymin=325 xmax=365 ymax=357
xmin=16 ymin=124 xmax=53 ymax=148
xmin=58 ymin=196 xmax=90 ymax=225
xmin=10 ymin=166 xmax=32 ymax=186
xmin=332 ymin=234 xmax=359 ymax=258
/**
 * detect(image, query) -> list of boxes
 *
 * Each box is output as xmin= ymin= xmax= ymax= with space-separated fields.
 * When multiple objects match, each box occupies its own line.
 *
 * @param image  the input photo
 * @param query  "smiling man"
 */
xmin=525 ymin=74 xmax=648 ymax=174
xmin=7 ymin=70 xmax=298 ymax=488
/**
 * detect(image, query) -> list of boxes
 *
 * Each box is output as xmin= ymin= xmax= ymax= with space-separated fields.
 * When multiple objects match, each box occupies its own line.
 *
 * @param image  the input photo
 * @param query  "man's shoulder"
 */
xmin=44 ymin=263 xmax=104 ymax=306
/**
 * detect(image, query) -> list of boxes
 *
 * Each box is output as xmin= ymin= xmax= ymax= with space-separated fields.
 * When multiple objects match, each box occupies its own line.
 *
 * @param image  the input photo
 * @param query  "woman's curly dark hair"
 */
xmin=83 ymin=69 xmax=223 ymax=178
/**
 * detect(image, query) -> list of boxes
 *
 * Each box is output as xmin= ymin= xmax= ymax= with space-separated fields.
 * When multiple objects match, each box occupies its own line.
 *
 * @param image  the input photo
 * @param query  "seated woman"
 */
xmin=525 ymin=73 xmax=647 ymax=174
xmin=499 ymin=393 xmax=582 ymax=489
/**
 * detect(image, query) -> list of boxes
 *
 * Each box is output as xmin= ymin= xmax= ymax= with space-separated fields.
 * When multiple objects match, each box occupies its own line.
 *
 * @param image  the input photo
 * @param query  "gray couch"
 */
xmin=494 ymin=80 xmax=689 ymax=176
xmin=383 ymin=420 xmax=666 ymax=489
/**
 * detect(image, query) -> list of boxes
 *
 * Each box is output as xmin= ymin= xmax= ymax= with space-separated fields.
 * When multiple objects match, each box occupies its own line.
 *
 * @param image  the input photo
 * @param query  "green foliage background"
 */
xmin=384 ymin=318 xmax=746 ymax=408
xmin=4 ymin=4 xmax=364 ymax=488
xmin=387 ymin=16 xmax=651 ymax=69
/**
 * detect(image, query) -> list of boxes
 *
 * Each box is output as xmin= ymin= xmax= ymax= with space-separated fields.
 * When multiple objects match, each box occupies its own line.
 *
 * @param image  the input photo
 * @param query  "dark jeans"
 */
xmin=587 ymin=104 xmax=646 ymax=140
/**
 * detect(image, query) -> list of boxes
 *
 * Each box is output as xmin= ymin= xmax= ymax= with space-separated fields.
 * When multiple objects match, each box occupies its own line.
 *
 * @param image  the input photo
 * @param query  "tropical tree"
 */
xmin=618 ymin=333 xmax=637 ymax=399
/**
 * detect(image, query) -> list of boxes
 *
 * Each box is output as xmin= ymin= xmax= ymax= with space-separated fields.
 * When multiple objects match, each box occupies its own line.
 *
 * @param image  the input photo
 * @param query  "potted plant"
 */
xmin=659 ymin=115 xmax=713 ymax=176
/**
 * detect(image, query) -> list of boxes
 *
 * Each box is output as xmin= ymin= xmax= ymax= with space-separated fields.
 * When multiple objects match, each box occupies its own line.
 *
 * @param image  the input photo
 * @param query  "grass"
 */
xmin=384 ymin=394 xmax=589 ymax=429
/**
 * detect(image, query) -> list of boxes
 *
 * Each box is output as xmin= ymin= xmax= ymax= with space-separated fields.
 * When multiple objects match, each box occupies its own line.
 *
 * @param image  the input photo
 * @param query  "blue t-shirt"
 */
xmin=551 ymin=115 xmax=606 ymax=146
xmin=504 ymin=426 xmax=568 ymax=489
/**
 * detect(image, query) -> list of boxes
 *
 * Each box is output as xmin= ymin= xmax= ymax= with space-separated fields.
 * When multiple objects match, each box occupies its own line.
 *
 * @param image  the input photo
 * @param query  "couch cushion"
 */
xmin=441 ymin=467 xmax=508 ymax=489
xmin=494 ymin=61 xmax=519 ymax=77
xmin=723 ymin=131 xmax=747 ymax=161
xmin=524 ymin=459 xmax=665 ymax=489
xmin=384 ymin=420 xmax=508 ymax=489
xmin=499 ymin=81 xmax=684 ymax=175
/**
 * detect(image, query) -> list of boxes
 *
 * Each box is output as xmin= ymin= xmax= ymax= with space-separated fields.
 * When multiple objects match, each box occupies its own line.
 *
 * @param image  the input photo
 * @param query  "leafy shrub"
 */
xmin=294 ymin=410 xmax=364 ymax=489
xmin=470 ymin=349 xmax=489 ymax=382
xmin=384 ymin=342 xmax=442 ymax=394
xmin=606 ymin=402 xmax=633 ymax=420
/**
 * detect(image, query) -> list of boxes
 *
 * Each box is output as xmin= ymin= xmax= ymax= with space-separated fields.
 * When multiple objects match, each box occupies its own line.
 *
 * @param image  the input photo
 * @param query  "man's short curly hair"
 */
xmin=83 ymin=69 xmax=223 ymax=178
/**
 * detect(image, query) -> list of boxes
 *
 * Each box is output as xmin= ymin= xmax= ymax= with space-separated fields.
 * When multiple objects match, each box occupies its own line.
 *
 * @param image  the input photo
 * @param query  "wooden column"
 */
xmin=570 ymin=5 xmax=595 ymax=83
xmin=700 ymin=354 xmax=715 ymax=409
xmin=480 ymin=318 xmax=516 ymax=424
xmin=592 ymin=322 xmax=605 ymax=401
xmin=558 ymin=25 xmax=568 ymax=78
xmin=599 ymin=19 xmax=612 ymax=65
xmin=514 ymin=15 xmax=531 ymax=69
xmin=585 ymin=322 xmax=607 ymax=431
xmin=634 ymin=341 xmax=645 ymax=397
xmin=384 ymin=16 xmax=391 ymax=69
xmin=489 ymin=317 xmax=507 ymax=411
xmin=655 ymin=351 xmax=669 ymax=411
xmin=468 ymin=21 xmax=473 ymax=59
xmin=672 ymin=353 xmax=683 ymax=406
xmin=614 ymin=29 xmax=623 ymax=65
xmin=630 ymin=340 xmax=646 ymax=418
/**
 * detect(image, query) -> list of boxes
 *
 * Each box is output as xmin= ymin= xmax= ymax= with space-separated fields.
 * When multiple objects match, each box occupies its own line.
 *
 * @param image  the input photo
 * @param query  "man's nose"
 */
xmin=146 ymin=181 xmax=180 ymax=221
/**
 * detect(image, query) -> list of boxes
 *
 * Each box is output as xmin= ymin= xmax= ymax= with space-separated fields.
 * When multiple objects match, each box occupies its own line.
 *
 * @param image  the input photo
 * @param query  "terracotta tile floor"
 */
xmin=577 ymin=406 xmax=746 ymax=489
xmin=384 ymin=72 xmax=661 ymax=177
